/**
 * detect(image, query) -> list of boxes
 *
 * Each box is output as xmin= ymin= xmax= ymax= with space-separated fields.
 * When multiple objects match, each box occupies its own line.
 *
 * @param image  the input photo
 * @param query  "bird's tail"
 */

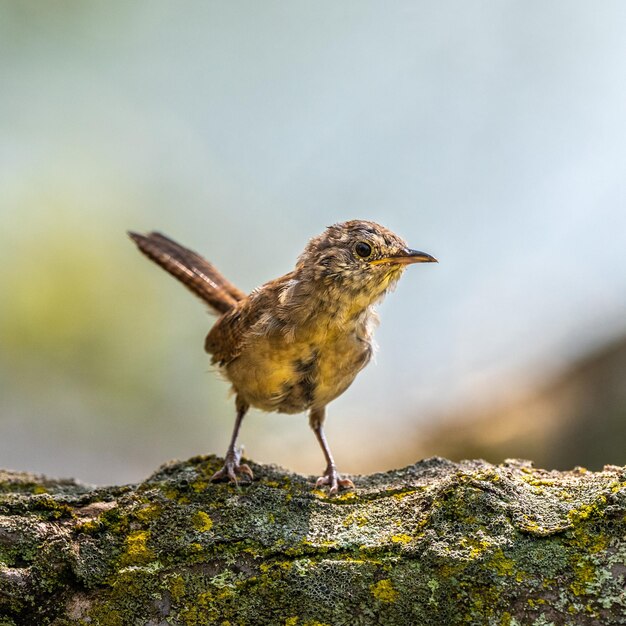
xmin=128 ymin=231 xmax=246 ymax=314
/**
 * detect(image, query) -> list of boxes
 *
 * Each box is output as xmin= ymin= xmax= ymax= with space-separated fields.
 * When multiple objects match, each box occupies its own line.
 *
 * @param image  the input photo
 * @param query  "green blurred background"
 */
xmin=1 ymin=1 xmax=626 ymax=484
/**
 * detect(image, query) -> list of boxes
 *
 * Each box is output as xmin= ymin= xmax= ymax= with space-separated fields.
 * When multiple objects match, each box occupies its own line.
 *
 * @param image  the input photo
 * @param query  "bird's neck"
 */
xmin=282 ymin=269 xmax=391 ymax=329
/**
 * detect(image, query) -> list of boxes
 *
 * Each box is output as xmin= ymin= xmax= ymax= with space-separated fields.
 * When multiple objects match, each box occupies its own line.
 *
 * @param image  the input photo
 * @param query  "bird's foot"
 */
xmin=209 ymin=448 xmax=254 ymax=485
xmin=315 ymin=465 xmax=355 ymax=496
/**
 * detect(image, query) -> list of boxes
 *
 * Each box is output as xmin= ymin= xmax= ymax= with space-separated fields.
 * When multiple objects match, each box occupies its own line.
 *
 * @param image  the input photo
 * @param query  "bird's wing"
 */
xmin=204 ymin=290 xmax=267 ymax=364
xmin=205 ymin=272 xmax=295 ymax=364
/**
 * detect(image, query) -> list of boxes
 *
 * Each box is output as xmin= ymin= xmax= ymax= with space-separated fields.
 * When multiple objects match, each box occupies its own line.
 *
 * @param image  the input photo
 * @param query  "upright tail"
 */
xmin=128 ymin=231 xmax=246 ymax=314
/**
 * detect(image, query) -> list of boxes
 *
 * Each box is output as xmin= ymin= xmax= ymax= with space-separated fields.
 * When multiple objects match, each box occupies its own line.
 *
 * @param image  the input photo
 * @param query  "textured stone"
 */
xmin=0 ymin=456 xmax=625 ymax=625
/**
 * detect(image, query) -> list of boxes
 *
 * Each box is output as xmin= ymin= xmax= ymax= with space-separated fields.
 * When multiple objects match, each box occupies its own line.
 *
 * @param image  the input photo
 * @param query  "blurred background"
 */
xmin=1 ymin=1 xmax=625 ymax=485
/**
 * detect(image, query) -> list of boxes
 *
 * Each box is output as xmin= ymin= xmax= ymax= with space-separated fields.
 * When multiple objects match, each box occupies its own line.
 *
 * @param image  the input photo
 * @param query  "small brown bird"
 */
xmin=129 ymin=220 xmax=437 ymax=494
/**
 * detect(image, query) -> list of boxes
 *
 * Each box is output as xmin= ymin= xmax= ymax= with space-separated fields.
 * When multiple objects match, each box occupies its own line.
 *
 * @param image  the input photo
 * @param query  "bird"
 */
xmin=129 ymin=220 xmax=437 ymax=494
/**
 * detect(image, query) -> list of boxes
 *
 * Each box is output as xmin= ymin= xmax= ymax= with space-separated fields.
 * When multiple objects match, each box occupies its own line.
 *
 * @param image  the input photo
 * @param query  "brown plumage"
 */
xmin=129 ymin=220 xmax=437 ymax=494
xmin=128 ymin=231 xmax=245 ymax=313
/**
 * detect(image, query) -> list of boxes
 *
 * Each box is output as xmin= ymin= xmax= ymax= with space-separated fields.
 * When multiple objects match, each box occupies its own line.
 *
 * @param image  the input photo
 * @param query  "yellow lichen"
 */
xmin=121 ymin=530 xmax=154 ymax=566
xmin=163 ymin=487 xmax=179 ymax=500
xmin=520 ymin=475 xmax=558 ymax=487
xmin=458 ymin=536 xmax=492 ymax=560
xmin=168 ymin=574 xmax=186 ymax=603
xmin=191 ymin=480 xmax=208 ymax=493
xmin=76 ymin=519 xmax=100 ymax=533
xmin=259 ymin=560 xmax=293 ymax=577
xmin=489 ymin=549 xmax=515 ymax=577
xmin=136 ymin=502 xmax=162 ymax=523
xmin=392 ymin=490 xmax=416 ymax=500
xmin=568 ymin=497 xmax=607 ymax=523
xmin=192 ymin=511 xmax=214 ymax=532
xmin=610 ymin=480 xmax=626 ymax=493
xmin=180 ymin=590 xmax=217 ymax=626
xmin=390 ymin=534 xmax=412 ymax=544
xmin=370 ymin=579 xmax=398 ymax=603
xmin=568 ymin=497 xmax=610 ymax=553
xmin=343 ymin=512 xmax=369 ymax=527
xmin=473 ymin=469 xmax=500 ymax=482
xmin=284 ymin=618 xmax=298 ymax=626
xmin=515 ymin=570 xmax=528 ymax=583
xmin=570 ymin=559 xmax=597 ymax=596
xmin=336 ymin=491 xmax=356 ymax=501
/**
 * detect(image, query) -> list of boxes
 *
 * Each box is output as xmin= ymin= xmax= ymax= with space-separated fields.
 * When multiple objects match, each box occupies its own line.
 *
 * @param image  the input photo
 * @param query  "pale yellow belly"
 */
xmin=223 ymin=332 xmax=372 ymax=414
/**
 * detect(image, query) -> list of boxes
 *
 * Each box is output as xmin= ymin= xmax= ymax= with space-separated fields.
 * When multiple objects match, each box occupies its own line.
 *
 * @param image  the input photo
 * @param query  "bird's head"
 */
xmin=297 ymin=220 xmax=437 ymax=305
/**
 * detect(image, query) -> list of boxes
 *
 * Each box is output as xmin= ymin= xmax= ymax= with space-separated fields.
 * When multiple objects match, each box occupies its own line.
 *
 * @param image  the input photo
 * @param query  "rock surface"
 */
xmin=1 ymin=455 xmax=626 ymax=625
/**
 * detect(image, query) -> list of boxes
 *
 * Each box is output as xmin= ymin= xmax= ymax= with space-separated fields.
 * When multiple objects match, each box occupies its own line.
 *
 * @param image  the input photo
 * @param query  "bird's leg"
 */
xmin=310 ymin=407 xmax=354 ymax=495
xmin=210 ymin=397 xmax=253 ymax=484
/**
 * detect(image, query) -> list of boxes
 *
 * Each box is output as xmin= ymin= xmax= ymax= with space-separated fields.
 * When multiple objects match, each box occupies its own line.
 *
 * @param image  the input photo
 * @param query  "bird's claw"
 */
xmin=315 ymin=466 xmax=355 ymax=496
xmin=210 ymin=449 xmax=254 ymax=485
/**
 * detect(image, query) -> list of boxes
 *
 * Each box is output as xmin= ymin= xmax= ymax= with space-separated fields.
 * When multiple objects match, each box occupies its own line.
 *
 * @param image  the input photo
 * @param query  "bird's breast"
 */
xmin=223 ymin=325 xmax=373 ymax=414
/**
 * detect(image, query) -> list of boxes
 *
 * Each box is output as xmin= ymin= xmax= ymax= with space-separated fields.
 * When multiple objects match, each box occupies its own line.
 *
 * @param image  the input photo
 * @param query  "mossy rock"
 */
xmin=1 ymin=456 xmax=626 ymax=625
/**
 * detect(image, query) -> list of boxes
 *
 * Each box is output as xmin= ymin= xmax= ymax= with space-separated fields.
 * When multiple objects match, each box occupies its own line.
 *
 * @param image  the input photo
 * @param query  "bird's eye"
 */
xmin=354 ymin=241 xmax=373 ymax=259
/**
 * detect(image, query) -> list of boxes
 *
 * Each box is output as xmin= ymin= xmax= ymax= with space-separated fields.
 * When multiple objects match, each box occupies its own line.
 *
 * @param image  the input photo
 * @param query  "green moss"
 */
xmin=87 ymin=608 xmax=125 ymax=626
xmin=31 ymin=494 xmax=75 ymax=520
xmin=2 ymin=458 xmax=626 ymax=624
xmin=99 ymin=505 xmax=129 ymax=534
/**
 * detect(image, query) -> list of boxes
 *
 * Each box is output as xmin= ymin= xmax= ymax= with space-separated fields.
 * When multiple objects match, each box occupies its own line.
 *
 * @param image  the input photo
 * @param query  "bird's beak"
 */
xmin=370 ymin=248 xmax=438 ymax=266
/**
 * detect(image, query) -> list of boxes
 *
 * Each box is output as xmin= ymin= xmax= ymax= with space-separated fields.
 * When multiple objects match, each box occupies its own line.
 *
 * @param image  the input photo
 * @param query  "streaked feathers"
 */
xmin=128 ymin=231 xmax=245 ymax=314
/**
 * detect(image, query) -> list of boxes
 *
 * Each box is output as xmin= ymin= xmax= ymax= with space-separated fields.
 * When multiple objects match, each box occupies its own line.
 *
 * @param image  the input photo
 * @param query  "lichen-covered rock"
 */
xmin=1 ymin=456 xmax=626 ymax=625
